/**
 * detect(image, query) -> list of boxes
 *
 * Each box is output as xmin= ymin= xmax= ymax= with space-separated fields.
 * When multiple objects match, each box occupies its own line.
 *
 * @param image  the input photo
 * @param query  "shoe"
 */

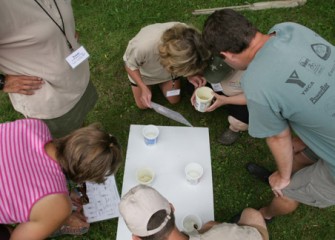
xmin=246 ymin=163 xmax=272 ymax=184
xmin=218 ymin=128 xmax=240 ymax=145
xmin=0 ymin=225 xmax=12 ymax=239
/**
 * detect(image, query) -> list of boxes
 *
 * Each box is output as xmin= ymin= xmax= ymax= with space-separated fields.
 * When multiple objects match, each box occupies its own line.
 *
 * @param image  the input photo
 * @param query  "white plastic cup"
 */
xmin=182 ymin=214 xmax=202 ymax=233
xmin=194 ymin=86 xmax=214 ymax=112
xmin=136 ymin=167 xmax=155 ymax=185
xmin=142 ymin=125 xmax=159 ymax=146
xmin=185 ymin=162 xmax=204 ymax=185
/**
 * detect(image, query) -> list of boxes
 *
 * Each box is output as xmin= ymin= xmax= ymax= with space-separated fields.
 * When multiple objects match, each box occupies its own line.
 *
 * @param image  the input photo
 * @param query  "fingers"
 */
xmin=206 ymin=99 xmax=219 ymax=112
xmin=190 ymin=92 xmax=196 ymax=106
xmin=187 ymin=75 xmax=207 ymax=88
xmin=141 ymin=96 xmax=152 ymax=109
xmin=271 ymin=188 xmax=283 ymax=197
xmin=3 ymin=75 xmax=44 ymax=95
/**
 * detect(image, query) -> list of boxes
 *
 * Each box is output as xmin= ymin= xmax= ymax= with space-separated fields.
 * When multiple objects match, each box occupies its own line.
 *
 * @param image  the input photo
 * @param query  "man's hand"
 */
xmin=269 ymin=171 xmax=290 ymax=197
xmin=3 ymin=75 xmax=44 ymax=95
xmin=206 ymin=92 xmax=229 ymax=112
xmin=187 ymin=75 xmax=207 ymax=88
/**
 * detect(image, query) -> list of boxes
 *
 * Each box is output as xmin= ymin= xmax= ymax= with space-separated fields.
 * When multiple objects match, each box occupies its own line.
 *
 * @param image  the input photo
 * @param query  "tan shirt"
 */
xmin=219 ymin=70 xmax=244 ymax=96
xmin=0 ymin=0 xmax=89 ymax=119
xmin=188 ymin=223 xmax=265 ymax=240
xmin=123 ymin=22 xmax=182 ymax=85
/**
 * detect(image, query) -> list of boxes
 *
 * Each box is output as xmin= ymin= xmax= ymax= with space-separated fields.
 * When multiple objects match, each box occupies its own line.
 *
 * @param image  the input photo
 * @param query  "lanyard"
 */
xmin=171 ymin=74 xmax=179 ymax=89
xmin=34 ymin=0 xmax=74 ymax=51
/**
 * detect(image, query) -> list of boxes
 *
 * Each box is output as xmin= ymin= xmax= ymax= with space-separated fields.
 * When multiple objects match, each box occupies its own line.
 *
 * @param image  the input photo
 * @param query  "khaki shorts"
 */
xmin=42 ymin=81 xmax=98 ymax=138
xmin=283 ymin=159 xmax=335 ymax=208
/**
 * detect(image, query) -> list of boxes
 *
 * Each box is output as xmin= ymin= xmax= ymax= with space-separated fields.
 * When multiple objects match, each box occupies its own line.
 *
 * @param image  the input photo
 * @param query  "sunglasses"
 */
xmin=77 ymin=182 xmax=89 ymax=205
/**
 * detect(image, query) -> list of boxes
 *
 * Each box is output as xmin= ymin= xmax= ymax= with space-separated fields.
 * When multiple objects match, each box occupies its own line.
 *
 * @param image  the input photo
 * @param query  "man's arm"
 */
xmin=266 ymin=127 xmax=293 ymax=197
xmin=206 ymin=92 xmax=247 ymax=112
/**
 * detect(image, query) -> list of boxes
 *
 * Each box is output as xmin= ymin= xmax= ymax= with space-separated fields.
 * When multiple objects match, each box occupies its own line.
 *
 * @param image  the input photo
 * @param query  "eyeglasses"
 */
xmin=77 ymin=182 xmax=89 ymax=205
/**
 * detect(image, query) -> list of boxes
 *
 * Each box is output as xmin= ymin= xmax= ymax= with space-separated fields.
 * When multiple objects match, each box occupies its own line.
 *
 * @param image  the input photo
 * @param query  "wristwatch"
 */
xmin=0 ymin=74 xmax=5 ymax=90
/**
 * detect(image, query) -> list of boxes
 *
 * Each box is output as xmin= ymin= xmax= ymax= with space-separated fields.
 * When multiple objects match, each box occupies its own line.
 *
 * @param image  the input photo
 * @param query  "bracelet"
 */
xmin=0 ymin=74 xmax=5 ymax=90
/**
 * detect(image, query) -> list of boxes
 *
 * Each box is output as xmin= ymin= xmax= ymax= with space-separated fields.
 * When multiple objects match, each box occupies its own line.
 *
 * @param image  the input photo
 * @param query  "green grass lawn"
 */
xmin=1 ymin=0 xmax=334 ymax=239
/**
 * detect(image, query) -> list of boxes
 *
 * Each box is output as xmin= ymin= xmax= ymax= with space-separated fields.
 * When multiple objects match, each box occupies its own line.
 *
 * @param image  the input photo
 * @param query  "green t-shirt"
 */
xmin=242 ymin=22 xmax=335 ymax=176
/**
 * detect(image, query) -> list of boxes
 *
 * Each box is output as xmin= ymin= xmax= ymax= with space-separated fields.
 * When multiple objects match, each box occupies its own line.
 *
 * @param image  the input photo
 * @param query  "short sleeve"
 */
xmin=247 ymin=99 xmax=288 ymax=138
xmin=123 ymin=39 xmax=147 ymax=71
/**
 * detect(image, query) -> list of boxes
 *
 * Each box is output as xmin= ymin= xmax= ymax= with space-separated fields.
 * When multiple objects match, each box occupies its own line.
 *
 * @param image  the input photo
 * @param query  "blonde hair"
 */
xmin=159 ymin=24 xmax=211 ymax=77
xmin=54 ymin=123 xmax=122 ymax=184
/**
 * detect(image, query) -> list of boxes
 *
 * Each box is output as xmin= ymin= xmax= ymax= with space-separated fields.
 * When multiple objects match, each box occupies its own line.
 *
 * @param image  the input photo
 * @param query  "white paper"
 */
xmin=83 ymin=175 xmax=120 ymax=223
xmin=166 ymin=89 xmax=181 ymax=97
xmin=210 ymin=83 xmax=223 ymax=92
xmin=151 ymin=102 xmax=193 ymax=127
xmin=116 ymin=125 xmax=214 ymax=240
xmin=66 ymin=46 xmax=89 ymax=69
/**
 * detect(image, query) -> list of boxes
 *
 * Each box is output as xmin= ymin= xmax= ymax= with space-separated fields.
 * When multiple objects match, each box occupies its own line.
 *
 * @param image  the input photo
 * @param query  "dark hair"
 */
xmin=140 ymin=210 xmax=175 ymax=240
xmin=54 ymin=123 xmax=122 ymax=184
xmin=203 ymin=9 xmax=258 ymax=56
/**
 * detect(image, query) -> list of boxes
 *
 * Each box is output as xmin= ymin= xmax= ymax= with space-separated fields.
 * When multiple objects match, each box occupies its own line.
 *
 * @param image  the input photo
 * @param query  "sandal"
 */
xmin=49 ymin=224 xmax=89 ymax=238
xmin=49 ymin=212 xmax=90 ymax=238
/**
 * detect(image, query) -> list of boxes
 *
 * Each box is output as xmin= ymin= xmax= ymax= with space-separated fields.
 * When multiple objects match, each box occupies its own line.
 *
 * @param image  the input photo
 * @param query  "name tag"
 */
xmin=166 ymin=89 xmax=181 ymax=97
xmin=66 ymin=46 xmax=90 ymax=69
xmin=211 ymin=83 xmax=223 ymax=92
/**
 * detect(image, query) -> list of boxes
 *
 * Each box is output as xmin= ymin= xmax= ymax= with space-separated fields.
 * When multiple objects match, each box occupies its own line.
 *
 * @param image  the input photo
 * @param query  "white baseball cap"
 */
xmin=119 ymin=185 xmax=172 ymax=237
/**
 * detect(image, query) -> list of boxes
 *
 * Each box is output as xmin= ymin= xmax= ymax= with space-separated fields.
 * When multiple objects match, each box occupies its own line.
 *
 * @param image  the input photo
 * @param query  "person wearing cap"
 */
xmin=124 ymin=22 xmax=211 ymax=109
xmin=194 ymin=55 xmax=249 ymax=145
xmin=159 ymin=28 xmax=248 ymax=145
xmin=119 ymin=185 xmax=269 ymax=240
xmin=202 ymin=9 xmax=335 ymax=223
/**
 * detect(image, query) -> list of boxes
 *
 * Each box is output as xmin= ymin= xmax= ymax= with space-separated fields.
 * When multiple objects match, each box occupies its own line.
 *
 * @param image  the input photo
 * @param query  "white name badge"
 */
xmin=66 ymin=46 xmax=90 ymax=69
xmin=166 ymin=89 xmax=181 ymax=97
xmin=211 ymin=83 xmax=223 ymax=92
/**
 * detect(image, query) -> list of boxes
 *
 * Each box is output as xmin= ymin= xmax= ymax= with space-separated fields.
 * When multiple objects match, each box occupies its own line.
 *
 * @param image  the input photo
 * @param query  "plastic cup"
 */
xmin=142 ymin=125 xmax=159 ymax=146
xmin=185 ymin=162 xmax=204 ymax=185
xmin=136 ymin=167 xmax=155 ymax=185
xmin=182 ymin=214 xmax=202 ymax=233
xmin=194 ymin=86 xmax=214 ymax=112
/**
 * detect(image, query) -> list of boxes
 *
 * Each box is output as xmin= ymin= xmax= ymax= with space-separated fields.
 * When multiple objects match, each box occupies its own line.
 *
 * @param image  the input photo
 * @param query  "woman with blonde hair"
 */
xmin=123 ymin=22 xmax=211 ymax=109
xmin=0 ymin=119 xmax=122 ymax=239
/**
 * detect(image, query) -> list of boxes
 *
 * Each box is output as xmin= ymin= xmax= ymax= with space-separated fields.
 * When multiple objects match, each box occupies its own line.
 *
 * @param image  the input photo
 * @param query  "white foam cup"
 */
xmin=142 ymin=125 xmax=159 ymax=146
xmin=182 ymin=214 xmax=202 ymax=233
xmin=136 ymin=167 xmax=155 ymax=185
xmin=185 ymin=162 xmax=204 ymax=185
xmin=194 ymin=86 xmax=214 ymax=112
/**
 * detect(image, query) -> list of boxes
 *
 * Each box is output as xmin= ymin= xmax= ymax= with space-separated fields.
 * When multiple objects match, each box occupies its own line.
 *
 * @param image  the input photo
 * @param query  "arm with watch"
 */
xmin=0 ymin=74 xmax=44 ymax=95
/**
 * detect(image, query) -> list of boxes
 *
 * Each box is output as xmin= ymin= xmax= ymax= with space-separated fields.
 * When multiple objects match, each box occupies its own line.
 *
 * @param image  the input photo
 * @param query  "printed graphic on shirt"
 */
xmin=309 ymin=83 xmax=330 ymax=104
xmin=299 ymin=57 xmax=324 ymax=75
xmin=311 ymin=43 xmax=331 ymax=60
xmin=285 ymin=70 xmax=306 ymax=88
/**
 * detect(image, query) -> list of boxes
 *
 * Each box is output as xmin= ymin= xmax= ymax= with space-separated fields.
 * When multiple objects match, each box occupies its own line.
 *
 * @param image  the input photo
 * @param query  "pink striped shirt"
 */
xmin=0 ymin=119 xmax=68 ymax=224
